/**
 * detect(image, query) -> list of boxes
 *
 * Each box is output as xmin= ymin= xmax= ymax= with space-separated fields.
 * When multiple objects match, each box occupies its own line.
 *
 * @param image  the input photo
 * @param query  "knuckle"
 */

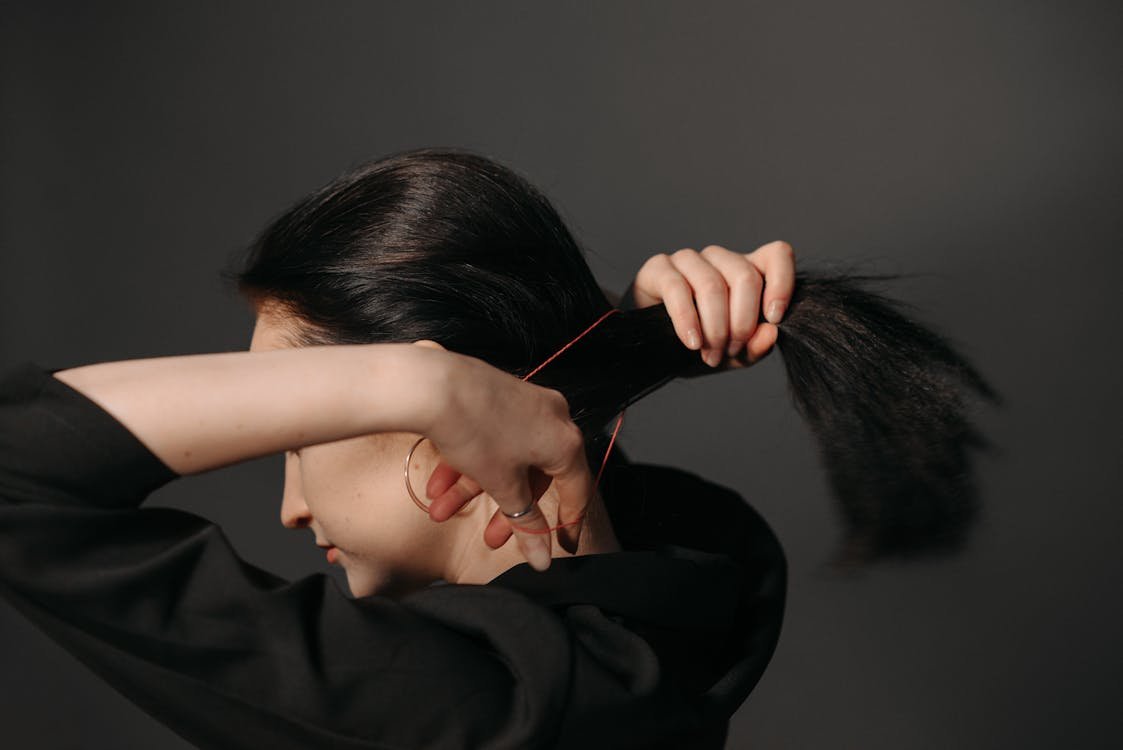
xmin=700 ymin=244 xmax=729 ymax=257
xmin=728 ymin=263 xmax=757 ymax=287
xmin=672 ymin=247 xmax=697 ymax=261
xmin=667 ymin=275 xmax=693 ymax=297
xmin=565 ymin=424 xmax=585 ymax=453
xmin=511 ymin=504 xmax=544 ymax=526
xmin=695 ymin=273 xmax=726 ymax=296
xmin=730 ymin=319 xmax=756 ymax=338
xmin=731 ymin=328 xmax=754 ymax=341
xmin=549 ymin=389 xmax=571 ymax=415
xmin=769 ymin=240 xmax=795 ymax=258
xmin=502 ymin=493 xmax=532 ymax=517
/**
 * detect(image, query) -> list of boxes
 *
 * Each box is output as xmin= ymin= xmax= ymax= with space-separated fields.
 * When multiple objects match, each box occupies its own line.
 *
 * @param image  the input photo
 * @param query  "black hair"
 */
xmin=225 ymin=147 xmax=998 ymax=564
xmin=774 ymin=272 xmax=998 ymax=562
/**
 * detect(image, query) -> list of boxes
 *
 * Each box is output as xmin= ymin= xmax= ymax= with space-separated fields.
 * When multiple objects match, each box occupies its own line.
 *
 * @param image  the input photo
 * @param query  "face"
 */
xmin=248 ymin=307 xmax=454 ymax=597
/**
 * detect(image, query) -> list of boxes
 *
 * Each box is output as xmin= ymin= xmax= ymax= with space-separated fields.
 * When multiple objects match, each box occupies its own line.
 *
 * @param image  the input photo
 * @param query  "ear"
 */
xmin=412 ymin=339 xmax=447 ymax=352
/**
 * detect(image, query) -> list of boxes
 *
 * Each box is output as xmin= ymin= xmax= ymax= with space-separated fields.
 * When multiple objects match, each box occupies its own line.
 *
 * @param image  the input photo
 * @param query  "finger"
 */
xmin=671 ymin=248 xmax=730 ymax=367
xmin=550 ymin=460 xmax=593 ymax=555
xmin=505 ymin=499 xmax=553 ymax=572
xmin=746 ymin=240 xmax=796 ymax=324
xmin=425 ymin=461 xmax=461 ymax=499
xmin=723 ymin=322 xmax=777 ymax=370
xmin=644 ymin=253 xmax=703 ymax=350
xmin=528 ymin=467 xmax=554 ymax=504
xmin=428 ymin=473 xmax=484 ymax=521
xmin=485 ymin=471 xmax=588 ymax=554
xmin=535 ymin=421 xmax=592 ymax=554
xmin=745 ymin=321 xmax=779 ymax=364
xmin=478 ymin=477 xmax=555 ymax=548
xmin=486 ymin=468 xmax=553 ymax=570
xmin=630 ymin=253 xmax=669 ymax=309
xmin=484 ymin=507 xmax=513 ymax=548
xmin=700 ymin=246 xmax=763 ymax=359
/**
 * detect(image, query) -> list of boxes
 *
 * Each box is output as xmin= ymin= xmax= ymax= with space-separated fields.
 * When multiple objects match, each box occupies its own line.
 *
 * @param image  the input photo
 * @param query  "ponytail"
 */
xmin=531 ymin=270 xmax=999 ymax=564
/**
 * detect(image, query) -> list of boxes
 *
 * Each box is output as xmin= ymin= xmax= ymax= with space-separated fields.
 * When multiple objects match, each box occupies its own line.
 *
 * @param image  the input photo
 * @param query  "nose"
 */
xmin=280 ymin=451 xmax=312 ymax=529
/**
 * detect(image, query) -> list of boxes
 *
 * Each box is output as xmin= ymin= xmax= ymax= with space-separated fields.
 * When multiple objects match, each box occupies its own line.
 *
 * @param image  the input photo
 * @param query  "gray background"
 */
xmin=2 ymin=1 xmax=1120 ymax=747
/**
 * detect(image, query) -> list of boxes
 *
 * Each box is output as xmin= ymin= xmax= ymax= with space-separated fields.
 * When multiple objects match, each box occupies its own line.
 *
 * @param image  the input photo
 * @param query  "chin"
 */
xmin=345 ymin=567 xmax=430 ymax=600
xmin=343 ymin=569 xmax=380 ymax=599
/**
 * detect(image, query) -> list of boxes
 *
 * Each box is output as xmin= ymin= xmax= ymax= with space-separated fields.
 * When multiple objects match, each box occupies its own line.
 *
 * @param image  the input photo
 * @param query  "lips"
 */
xmin=316 ymin=541 xmax=340 ymax=565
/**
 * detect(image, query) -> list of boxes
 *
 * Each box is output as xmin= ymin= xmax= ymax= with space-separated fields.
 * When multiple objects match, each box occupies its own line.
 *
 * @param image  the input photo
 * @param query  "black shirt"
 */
xmin=0 ymin=361 xmax=785 ymax=749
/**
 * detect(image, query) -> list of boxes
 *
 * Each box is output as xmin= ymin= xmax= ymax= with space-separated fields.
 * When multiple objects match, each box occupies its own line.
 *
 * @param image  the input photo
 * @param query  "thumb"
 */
xmin=493 ymin=471 xmax=553 ymax=571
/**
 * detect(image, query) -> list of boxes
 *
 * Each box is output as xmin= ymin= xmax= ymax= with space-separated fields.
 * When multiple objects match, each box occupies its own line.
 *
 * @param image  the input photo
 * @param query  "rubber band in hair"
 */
xmin=404 ymin=308 xmax=625 ymax=530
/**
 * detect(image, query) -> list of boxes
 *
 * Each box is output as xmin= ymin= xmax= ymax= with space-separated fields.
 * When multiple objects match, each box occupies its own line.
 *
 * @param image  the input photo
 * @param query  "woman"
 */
xmin=0 ymin=148 xmax=990 ymax=749
xmin=0 ymin=148 xmax=792 ymax=749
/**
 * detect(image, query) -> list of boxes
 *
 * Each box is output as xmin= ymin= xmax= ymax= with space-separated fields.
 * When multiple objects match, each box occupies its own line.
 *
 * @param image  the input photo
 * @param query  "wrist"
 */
xmin=355 ymin=343 xmax=452 ymax=437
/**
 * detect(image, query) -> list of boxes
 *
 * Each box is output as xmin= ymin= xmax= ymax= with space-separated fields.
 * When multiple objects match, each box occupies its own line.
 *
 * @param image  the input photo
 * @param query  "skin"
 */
xmin=53 ymin=241 xmax=795 ymax=596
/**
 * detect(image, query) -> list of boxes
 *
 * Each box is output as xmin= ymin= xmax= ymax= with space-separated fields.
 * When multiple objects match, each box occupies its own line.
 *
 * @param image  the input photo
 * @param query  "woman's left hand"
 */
xmin=427 ymin=241 xmax=797 ymax=558
xmin=628 ymin=241 xmax=796 ymax=368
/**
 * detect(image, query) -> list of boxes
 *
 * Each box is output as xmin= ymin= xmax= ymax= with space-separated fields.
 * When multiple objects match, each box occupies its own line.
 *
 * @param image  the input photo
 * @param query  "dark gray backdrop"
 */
xmin=2 ymin=1 xmax=1120 ymax=747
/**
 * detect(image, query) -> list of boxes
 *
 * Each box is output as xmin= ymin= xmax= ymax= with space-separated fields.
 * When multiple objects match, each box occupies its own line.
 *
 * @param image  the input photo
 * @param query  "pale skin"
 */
xmin=52 ymin=241 xmax=794 ymax=598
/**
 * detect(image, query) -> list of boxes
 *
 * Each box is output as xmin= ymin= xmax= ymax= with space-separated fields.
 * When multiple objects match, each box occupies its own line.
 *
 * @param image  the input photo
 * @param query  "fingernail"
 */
xmin=520 ymin=534 xmax=552 ymax=572
xmin=685 ymin=329 xmax=701 ymax=350
xmin=705 ymin=349 xmax=723 ymax=368
xmin=766 ymin=300 xmax=786 ymax=324
xmin=727 ymin=340 xmax=744 ymax=358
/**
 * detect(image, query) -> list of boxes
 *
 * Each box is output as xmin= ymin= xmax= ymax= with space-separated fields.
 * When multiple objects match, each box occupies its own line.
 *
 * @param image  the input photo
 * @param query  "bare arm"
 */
xmin=52 ymin=344 xmax=436 ymax=476
xmin=51 ymin=343 xmax=592 ymax=567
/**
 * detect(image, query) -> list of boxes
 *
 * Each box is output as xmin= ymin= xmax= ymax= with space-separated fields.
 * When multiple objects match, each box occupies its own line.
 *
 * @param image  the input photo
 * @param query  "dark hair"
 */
xmin=226 ymin=147 xmax=998 ymax=563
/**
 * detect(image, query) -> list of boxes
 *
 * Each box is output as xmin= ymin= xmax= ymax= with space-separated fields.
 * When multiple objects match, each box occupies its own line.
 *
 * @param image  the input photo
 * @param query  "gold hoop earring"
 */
xmin=404 ymin=437 xmax=474 ymax=515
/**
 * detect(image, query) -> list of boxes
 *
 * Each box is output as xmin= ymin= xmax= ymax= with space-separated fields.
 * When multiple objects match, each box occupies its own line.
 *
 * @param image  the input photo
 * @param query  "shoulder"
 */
xmin=597 ymin=454 xmax=789 ymax=717
xmin=599 ymin=452 xmax=786 ymax=572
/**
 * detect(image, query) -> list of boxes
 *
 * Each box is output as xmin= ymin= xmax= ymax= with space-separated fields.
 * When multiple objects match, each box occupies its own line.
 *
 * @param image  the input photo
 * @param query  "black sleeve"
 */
xmin=0 ymin=362 xmax=573 ymax=749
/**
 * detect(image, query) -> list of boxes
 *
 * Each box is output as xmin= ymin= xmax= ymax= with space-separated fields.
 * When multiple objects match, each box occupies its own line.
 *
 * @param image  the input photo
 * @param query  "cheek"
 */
xmin=298 ymin=435 xmax=419 ymax=557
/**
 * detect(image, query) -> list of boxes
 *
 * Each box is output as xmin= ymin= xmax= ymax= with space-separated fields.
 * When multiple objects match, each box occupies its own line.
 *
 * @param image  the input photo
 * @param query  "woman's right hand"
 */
xmin=628 ymin=241 xmax=795 ymax=368
xmin=414 ymin=346 xmax=593 ymax=571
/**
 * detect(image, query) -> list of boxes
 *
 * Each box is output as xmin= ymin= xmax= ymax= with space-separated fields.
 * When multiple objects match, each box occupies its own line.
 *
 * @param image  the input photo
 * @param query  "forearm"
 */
xmin=52 ymin=344 xmax=440 ymax=476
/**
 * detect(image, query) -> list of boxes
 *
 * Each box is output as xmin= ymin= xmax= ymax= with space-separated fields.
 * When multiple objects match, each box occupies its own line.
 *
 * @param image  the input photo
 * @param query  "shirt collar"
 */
xmin=487 ymin=545 xmax=742 ymax=633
